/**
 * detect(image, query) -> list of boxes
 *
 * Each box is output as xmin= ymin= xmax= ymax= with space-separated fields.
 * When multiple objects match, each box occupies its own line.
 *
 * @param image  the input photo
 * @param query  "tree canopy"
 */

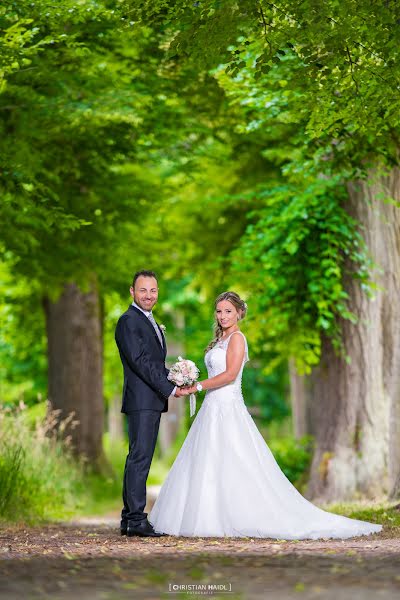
xmin=1 ymin=0 xmax=399 ymax=408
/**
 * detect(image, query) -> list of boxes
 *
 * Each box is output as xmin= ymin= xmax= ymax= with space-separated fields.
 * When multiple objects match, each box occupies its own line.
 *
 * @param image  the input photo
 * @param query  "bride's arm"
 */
xmin=186 ymin=334 xmax=245 ymax=393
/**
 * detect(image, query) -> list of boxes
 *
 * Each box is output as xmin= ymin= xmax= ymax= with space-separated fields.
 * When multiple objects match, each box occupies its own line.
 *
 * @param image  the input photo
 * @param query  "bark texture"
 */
xmin=44 ymin=280 xmax=105 ymax=468
xmin=304 ymin=170 xmax=400 ymax=502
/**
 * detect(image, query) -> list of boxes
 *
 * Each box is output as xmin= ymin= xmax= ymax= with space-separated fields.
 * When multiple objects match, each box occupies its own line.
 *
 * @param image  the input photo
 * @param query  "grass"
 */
xmin=0 ymin=403 xmax=132 ymax=522
xmin=0 ymin=404 xmax=84 ymax=524
xmin=321 ymin=499 xmax=400 ymax=535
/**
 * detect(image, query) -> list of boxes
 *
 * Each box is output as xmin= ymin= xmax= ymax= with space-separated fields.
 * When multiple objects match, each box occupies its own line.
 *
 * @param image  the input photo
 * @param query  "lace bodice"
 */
xmin=203 ymin=331 xmax=249 ymax=410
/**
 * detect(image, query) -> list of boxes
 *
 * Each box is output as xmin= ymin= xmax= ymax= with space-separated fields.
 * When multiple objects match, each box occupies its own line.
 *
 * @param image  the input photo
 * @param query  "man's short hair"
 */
xmin=132 ymin=270 xmax=158 ymax=288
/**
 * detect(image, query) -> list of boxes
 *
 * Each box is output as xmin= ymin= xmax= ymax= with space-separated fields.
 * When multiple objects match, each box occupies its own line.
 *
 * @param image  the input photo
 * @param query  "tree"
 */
xmin=0 ymin=0 xmax=198 ymax=466
xmin=124 ymin=0 xmax=400 ymax=500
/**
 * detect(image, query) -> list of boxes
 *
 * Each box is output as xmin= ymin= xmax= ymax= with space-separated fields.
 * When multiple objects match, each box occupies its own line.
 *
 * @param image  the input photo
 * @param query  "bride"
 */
xmin=149 ymin=291 xmax=382 ymax=539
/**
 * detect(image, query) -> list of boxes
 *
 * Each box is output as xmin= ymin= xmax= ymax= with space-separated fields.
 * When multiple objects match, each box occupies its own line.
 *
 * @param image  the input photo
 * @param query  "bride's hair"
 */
xmin=205 ymin=291 xmax=247 ymax=354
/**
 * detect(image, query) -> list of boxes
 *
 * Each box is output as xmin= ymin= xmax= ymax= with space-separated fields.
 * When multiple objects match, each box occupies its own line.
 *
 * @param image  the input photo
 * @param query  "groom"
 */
xmin=115 ymin=270 xmax=186 ymax=537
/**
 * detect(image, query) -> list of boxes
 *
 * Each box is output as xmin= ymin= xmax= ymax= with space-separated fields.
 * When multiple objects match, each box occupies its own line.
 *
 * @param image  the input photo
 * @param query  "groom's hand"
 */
xmin=174 ymin=387 xmax=189 ymax=397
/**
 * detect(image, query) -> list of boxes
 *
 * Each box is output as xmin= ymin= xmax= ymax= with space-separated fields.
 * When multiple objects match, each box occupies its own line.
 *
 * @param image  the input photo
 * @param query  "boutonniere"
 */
xmin=159 ymin=324 xmax=166 ymax=333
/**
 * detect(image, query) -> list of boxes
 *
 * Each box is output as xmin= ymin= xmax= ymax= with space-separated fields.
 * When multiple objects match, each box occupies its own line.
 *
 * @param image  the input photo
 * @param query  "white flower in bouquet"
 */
xmin=168 ymin=356 xmax=200 ymax=417
xmin=168 ymin=356 xmax=199 ymax=387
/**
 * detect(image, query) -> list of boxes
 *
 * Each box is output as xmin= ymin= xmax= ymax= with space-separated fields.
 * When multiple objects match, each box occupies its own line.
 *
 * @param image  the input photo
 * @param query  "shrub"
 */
xmin=0 ymin=403 xmax=83 ymax=523
xmin=268 ymin=435 xmax=314 ymax=488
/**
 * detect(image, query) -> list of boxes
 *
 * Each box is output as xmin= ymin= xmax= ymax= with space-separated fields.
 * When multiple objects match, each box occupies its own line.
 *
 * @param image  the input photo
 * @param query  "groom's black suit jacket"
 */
xmin=115 ymin=305 xmax=175 ymax=414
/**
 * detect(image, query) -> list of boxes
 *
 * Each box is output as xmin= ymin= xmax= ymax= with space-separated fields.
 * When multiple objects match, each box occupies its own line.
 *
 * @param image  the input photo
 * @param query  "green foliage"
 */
xmin=0 ymin=0 xmax=197 ymax=291
xmin=122 ymin=1 xmax=393 ymax=372
xmin=129 ymin=0 xmax=400 ymax=168
xmin=230 ymin=175 xmax=375 ymax=373
xmin=0 ymin=404 xmax=124 ymax=522
xmin=0 ymin=405 xmax=83 ymax=522
xmin=0 ymin=261 xmax=47 ymax=406
xmin=242 ymin=363 xmax=290 ymax=422
xmin=2 ymin=0 xmax=399 ymax=484
xmin=103 ymin=293 xmax=127 ymax=405
xmin=268 ymin=435 xmax=313 ymax=486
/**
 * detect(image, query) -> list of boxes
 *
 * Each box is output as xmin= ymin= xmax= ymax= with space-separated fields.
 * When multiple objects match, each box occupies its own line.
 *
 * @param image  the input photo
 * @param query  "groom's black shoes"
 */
xmin=126 ymin=519 xmax=165 ymax=537
xmin=120 ymin=519 xmax=128 ymax=535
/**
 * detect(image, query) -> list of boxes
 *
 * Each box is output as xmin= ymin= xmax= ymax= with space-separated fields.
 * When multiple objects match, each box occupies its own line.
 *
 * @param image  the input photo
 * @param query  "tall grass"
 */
xmin=0 ymin=404 xmax=85 ymax=523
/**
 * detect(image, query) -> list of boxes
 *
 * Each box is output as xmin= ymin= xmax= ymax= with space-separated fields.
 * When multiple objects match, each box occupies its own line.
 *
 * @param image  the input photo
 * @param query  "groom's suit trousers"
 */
xmin=122 ymin=409 xmax=161 ymax=523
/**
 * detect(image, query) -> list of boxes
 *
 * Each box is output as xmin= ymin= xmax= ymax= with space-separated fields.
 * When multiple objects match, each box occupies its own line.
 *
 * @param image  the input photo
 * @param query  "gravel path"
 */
xmin=0 ymin=519 xmax=399 ymax=599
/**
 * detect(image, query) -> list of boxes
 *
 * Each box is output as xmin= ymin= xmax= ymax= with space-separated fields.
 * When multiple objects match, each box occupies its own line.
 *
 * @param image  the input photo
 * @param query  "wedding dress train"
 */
xmin=149 ymin=332 xmax=382 ymax=539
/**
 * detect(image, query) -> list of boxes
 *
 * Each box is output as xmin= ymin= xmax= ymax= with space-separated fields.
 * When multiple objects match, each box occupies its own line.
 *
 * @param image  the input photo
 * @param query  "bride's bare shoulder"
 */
xmin=229 ymin=330 xmax=246 ymax=341
xmin=226 ymin=331 xmax=246 ymax=350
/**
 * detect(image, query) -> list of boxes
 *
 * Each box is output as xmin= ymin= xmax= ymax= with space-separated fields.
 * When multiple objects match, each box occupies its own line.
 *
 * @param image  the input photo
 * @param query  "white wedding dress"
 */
xmin=149 ymin=331 xmax=382 ymax=539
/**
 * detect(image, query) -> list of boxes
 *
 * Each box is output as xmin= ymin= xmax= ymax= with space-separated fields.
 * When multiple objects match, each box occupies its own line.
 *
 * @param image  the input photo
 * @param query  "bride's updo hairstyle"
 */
xmin=205 ymin=291 xmax=247 ymax=354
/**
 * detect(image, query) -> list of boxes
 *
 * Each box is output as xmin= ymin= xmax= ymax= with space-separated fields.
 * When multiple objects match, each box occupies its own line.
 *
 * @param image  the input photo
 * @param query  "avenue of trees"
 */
xmin=1 ymin=0 xmax=399 ymax=503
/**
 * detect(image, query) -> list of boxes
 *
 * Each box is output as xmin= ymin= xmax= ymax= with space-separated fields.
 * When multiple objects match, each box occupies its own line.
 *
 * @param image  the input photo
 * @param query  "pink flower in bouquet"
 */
xmin=168 ymin=356 xmax=200 ymax=388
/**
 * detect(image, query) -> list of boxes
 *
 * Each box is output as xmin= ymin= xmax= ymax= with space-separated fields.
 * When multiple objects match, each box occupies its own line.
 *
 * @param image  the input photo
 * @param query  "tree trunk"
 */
xmin=43 ymin=279 xmax=105 ymax=470
xmin=306 ymin=169 xmax=400 ymax=503
xmin=289 ymin=357 xmax=316 ymax=439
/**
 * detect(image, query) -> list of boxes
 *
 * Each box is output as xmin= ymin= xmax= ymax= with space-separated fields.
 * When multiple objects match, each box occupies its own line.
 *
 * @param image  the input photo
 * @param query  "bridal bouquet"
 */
xmin=168 ymin=356 xmax=200 ymax=417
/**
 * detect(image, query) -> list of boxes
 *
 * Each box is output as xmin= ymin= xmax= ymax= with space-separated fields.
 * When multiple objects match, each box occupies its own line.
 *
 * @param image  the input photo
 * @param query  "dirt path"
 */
xmin=0 ymin=521 xmax=399 ymax=599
